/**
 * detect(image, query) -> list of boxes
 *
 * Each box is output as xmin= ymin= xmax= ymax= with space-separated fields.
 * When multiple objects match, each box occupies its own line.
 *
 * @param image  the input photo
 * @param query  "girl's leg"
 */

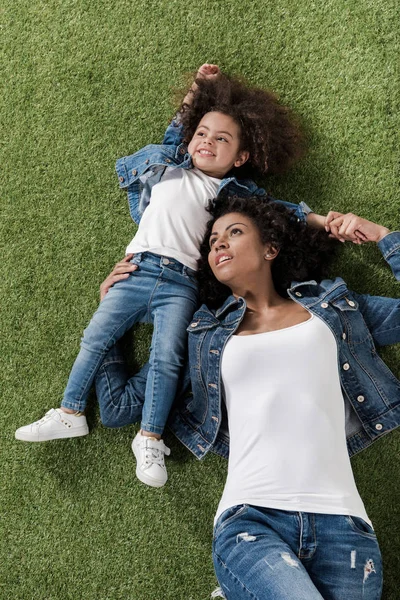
xmin=140 ymin=279 xmax=198 ymax=435
xmin=94 ymin=341 xmax=148 ymax=428
xmin=132 ymin=259 xmax=198 ymax=487
xmin=61 ymin=276 xmax=148 ymax=412
xmin=93 ymin=256 xmax=197 ymax=433
xmin=15 ymin=259 xmax=156 ymax=442
xmin=213 ymin=505 xmax=324 ymax=600
xmin=305 ymin=514 xmax=382 ymax=600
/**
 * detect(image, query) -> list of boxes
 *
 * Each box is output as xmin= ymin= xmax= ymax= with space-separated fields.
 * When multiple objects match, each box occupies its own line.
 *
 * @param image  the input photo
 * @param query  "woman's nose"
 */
xmin=215 ymin=237 xmax=228 ymax=250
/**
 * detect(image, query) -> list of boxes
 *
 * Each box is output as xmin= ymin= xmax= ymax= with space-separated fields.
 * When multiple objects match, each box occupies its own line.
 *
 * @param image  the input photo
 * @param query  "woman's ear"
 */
xmin=263 ymin=245 xmax=279 ymax=260
xmin=234 ymin=150 xmax=250 ymax=168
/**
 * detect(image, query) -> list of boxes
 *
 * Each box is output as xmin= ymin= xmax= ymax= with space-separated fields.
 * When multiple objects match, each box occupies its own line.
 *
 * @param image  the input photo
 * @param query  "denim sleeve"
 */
xmin=350 ymin=232 xmax=400 ymax=347
xmin=271 ymin=198 xmax=313 ymax=223
xmin=162 ymin=115 xmax=184 ymax=145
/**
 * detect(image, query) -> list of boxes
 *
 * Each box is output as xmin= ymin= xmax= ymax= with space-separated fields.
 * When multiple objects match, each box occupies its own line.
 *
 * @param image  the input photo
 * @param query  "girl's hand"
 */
xmin=325 ymin=211 xmax=390 ymax=244
xmin=196 ymin=63 xmax=220 ymax=80
xmin=100 ymin=254 xmax=138 ymax=301
xmin=182 ymin=64 xmax=221 ymax=106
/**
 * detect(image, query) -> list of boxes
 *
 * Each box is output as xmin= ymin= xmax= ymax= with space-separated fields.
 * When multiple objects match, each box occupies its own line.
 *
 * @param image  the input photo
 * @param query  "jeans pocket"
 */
xmin=214 ymin=504 xmax=248 ymax=539
xmin=346 ymin=516 xmax=377 ymax=538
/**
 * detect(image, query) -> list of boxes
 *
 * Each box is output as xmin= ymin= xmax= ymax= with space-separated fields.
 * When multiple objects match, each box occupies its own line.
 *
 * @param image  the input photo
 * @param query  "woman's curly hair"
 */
xmin=197 ymin=196 xmax=337 ymax=308
xmin=179 ymin=73 xmax=305 ymax=177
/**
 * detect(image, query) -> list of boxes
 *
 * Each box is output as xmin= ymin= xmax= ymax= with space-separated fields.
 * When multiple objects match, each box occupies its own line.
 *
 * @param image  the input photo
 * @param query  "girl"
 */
xmin=15 ymin=65 xmax=333 ymax=488
xmin=173 ymin=196 xmax=399 ymax=599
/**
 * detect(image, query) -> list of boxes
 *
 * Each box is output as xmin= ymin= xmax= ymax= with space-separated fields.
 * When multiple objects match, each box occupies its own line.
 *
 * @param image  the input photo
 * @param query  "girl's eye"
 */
xmin=217 ymin=137 xmax=228 ymax=143
xmin=197 ymin=131 xmax=205 ymax=137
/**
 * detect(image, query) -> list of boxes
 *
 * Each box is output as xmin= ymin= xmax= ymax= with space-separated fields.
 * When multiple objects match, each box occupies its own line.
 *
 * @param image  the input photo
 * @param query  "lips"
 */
xmin=215 ymin=254 xmax=232 ymax=266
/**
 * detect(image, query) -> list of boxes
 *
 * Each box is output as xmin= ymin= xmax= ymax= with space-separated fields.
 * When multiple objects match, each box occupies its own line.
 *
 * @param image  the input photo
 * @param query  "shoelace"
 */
xmin=144 ymin=446 xmax=165 ymax=467
xmin=35 ymin=409 xmax=56 ymax=425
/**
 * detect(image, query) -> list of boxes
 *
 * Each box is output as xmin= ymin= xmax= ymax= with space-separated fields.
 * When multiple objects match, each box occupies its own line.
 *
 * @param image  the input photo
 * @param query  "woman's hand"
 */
xmin=100 ymin=254 xmax=138 ymax=301
xmin=325 ymin=211 xmax=390 ymax=244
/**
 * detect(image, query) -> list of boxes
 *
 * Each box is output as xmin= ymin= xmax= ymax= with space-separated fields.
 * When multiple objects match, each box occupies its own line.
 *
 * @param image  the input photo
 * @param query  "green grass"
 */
xmin=1 ymin=1 xmax=399 ymax=598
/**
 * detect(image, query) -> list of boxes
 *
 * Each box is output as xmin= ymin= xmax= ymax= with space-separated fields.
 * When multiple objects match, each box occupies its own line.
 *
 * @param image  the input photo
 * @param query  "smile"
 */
xmin=198 ymin=149 xmax=215 ymax=156
xmin=216 ymin=255 xmax=232 ymax=266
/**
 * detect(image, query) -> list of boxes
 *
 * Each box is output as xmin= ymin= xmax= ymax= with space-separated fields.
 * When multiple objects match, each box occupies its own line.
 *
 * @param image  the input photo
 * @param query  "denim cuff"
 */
xmin=377 ymin=230 xmax=400 ymax=259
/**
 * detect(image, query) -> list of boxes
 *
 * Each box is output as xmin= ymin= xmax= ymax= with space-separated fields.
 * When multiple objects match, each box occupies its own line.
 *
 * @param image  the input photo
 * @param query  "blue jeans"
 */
xmin=213 ymin=505 xmax=382 ymax=600
xmin=61 ymin=252 xmax=198 ymax=435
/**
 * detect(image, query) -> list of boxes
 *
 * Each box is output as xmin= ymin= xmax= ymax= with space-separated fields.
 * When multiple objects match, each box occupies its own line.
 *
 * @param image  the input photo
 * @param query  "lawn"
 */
xmin=1 ymin=1 xmax=399 ymax=598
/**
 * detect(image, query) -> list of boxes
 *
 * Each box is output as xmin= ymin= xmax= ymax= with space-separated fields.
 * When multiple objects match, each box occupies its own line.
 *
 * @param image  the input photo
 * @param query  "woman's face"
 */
xmin=208 ymin=212 xmax=272 ymax=290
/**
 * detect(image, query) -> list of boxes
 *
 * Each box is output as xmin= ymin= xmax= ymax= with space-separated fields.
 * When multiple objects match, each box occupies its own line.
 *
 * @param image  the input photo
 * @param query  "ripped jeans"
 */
xmin=212 ymin=505 xmax=382 ymax=600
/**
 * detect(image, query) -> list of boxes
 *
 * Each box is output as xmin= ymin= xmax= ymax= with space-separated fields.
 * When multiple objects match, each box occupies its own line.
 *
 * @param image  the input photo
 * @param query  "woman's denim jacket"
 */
xmin=115 ymin=120 xmax=311 ymax=224
xmin=169 ymin=232 xmax=400 ymax=461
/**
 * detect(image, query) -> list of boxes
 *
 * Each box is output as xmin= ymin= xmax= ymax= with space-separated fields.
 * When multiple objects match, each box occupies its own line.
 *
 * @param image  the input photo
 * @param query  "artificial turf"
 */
xmin=1 ymin=1 xmax=399 ymax=598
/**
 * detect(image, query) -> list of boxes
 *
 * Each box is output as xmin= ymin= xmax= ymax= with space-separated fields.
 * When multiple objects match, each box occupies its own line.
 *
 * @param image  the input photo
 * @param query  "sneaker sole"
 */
xmin=15 ymin=426 xmax=89 ymax=442
xmin=131 ymin=439 xmax=167 ymax=488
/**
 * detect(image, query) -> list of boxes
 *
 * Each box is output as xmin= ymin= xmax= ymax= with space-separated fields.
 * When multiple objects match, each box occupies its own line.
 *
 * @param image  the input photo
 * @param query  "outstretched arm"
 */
xmin=181 ymin=63 xmax=220 ymax=107
xmin=350 ymin=229 xmax=400 ymax=347
xmin=162 ymin=64 xmax=221 ymax=145
xmin=325 ymin=211 xmax=390 ymax=243
xmin=306 ymin=210 xmax=391 ymax=245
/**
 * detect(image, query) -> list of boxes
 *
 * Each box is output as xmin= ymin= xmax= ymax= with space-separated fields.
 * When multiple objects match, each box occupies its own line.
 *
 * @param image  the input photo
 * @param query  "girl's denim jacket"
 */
xmin=115 ymin=119 xmax=311 ymax=224
xmin=169 ymin=232 xmax=400 ymax=460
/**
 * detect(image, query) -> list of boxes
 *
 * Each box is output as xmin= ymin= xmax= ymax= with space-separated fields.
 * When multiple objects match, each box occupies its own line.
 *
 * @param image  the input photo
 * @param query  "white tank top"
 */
xmin=126 ymin=167 xmax=221 ymax=270
xmin=215 ymin=314 xmax=371 ymax=525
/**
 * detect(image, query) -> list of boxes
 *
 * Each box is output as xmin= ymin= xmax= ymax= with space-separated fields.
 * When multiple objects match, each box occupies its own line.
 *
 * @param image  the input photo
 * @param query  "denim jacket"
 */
xmin=169 ymin=232 xmax=400 ymax=460
xmin=115 ymin=120 xmax=311 ymax=224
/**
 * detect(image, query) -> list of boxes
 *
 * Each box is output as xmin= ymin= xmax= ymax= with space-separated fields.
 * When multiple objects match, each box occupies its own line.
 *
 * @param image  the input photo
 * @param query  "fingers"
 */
xmin=324 ymin=211 xmax=343 ymax=232
xmin=326 ymin=213 xmax=347 ymax=242
xmin=326 ymin=213 xmax=388 ymax=244
xmin=327 ymin=213 xmax=362 ymax=242
xmin=99 ymin=255 xmax=138 ymax=301
xmin=197 ymin=64 xmax=220 ymax=79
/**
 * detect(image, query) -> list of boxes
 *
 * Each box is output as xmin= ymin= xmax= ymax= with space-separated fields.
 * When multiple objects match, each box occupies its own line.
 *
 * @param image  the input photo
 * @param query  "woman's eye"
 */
xmin=230 ymin=228 xmax=242 ymax=236
xmin=209 ymin=237 xmax=216 ymax=247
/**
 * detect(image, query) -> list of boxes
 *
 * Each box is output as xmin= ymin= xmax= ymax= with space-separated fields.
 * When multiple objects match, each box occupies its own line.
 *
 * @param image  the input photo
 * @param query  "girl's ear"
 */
xmin=234 ymin=150 xmax=250 ymax=168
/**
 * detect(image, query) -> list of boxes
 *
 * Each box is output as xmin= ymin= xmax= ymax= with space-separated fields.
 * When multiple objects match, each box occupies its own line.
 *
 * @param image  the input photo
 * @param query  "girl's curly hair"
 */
xmin=179 ymin=73 xmax=305 ymax=177
xmin=197 ymin=196 xmax=337 ymax=308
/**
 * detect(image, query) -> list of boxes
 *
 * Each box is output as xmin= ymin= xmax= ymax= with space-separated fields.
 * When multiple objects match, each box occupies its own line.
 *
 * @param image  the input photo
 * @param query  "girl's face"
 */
xmin=208 ymin=212 xmax=273 ymax=290
xmin=188 ymin=112 xmax=249 ymax=179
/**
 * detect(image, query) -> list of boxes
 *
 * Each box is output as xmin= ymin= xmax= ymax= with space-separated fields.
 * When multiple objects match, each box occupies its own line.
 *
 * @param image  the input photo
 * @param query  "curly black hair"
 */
xmin=178 ymin=73 xmax=305 ymax=177
xmin=197 ymin=196 xmax=337 ymax=308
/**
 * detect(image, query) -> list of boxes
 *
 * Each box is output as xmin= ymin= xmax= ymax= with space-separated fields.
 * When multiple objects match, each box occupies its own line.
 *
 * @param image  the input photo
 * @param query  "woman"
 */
xmin=169 ymin=196 xmax=399 ymax=599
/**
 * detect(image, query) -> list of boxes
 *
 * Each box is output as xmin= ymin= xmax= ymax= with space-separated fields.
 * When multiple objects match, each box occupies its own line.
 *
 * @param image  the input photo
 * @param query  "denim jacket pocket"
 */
xmin=331 ymin=295 xmax=359 ymax=312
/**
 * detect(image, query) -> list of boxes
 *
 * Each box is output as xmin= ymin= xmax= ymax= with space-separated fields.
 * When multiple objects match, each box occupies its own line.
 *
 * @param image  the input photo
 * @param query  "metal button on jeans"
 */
xmin=162 ymin=258 xmax=170 ymax=265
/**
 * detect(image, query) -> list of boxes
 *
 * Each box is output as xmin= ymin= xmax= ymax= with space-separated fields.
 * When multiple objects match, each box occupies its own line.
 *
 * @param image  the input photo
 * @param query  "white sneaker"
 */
xmin=15 ymin=408 xmax=89 ymax=442
xmin=132 ymin=432 xmax=170 ymax=488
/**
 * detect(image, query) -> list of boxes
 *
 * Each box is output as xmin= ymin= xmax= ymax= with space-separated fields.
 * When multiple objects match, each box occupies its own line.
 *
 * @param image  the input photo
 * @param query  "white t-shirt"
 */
xmin=215 ymin=313 xmax=371 ymax=525
xmin=126 ymin=167 xmax=221 ymax=270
